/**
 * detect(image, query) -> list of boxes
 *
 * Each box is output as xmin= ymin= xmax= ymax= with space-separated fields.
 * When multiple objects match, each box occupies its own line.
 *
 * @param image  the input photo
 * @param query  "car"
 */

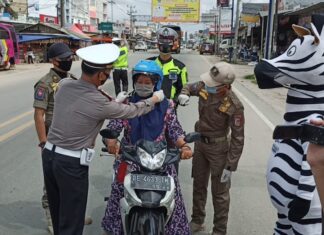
xmin=134 ymin=41 xmax=148 ymax=52
xmin=200 ymin=43 xmax=214 ymax=55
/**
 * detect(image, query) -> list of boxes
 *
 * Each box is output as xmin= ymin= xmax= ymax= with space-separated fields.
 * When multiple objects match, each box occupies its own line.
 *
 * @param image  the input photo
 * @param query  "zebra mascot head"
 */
xmin=255 ymin=23 xmax=324 ymax=89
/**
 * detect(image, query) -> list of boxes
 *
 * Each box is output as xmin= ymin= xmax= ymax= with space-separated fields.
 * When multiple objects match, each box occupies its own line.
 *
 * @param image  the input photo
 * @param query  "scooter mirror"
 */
xmin=99 ymin=129 xmax=120 ymax=139
xmin=184 ymin=132 xmax=201 ymax=143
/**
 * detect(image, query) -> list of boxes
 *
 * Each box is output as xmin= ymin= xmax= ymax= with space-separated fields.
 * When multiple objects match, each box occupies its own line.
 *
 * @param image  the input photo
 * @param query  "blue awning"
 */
xmin=18 ymin=34 xmax=72 ymax=43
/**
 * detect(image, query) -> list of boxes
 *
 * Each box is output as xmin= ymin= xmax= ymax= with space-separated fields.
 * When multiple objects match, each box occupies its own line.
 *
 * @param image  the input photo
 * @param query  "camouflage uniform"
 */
xmin=182 ymin=81 xmax=244 ymax=235
xmin=33 ymin=69 xmax=74 ymax=233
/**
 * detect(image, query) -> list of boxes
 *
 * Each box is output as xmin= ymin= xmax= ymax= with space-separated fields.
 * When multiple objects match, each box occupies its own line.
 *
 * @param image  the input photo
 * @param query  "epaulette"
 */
xmin=98 ymin=89 xmax=113 ymax=101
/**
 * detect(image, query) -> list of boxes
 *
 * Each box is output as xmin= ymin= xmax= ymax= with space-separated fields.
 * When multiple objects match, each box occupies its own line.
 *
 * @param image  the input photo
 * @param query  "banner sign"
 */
xmin=152 ymin=0 xmax=200 ymax=23
xmin=40 ymin=14 xmax=58 ymax=24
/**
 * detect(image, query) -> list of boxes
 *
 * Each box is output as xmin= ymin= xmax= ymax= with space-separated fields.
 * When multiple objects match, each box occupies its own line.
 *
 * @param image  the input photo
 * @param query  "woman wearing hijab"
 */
xmin=101 ymin=60 xmax=192 ymax=235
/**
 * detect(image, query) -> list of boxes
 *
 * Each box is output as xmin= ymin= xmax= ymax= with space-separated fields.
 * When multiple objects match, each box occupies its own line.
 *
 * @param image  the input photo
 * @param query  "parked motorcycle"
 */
xmin=100 ymin=129 xmax=200 ymax=235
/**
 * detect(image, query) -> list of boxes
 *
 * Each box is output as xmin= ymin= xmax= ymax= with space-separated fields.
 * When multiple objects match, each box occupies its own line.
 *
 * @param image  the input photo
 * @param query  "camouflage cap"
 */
xmin=200 ymin=62 xmax=235 ymax=87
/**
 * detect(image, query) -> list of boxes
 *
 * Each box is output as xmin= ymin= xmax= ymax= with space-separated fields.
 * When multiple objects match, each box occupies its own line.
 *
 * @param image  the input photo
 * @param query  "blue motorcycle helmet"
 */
xmin=132 ymin=60 xmax=164 ymax=91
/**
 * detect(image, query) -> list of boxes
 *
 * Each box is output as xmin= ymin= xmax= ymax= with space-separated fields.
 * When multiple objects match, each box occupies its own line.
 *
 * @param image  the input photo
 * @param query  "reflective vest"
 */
xmin=148 ymin=56 xmax=188 ymax=99
xmin=114 ymin=46 xmax=128 ymax=68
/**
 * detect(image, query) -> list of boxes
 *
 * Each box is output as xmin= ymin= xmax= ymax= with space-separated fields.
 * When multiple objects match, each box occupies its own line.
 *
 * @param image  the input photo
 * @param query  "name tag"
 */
xmin=168 ymin=69 xmax=178 ymax=81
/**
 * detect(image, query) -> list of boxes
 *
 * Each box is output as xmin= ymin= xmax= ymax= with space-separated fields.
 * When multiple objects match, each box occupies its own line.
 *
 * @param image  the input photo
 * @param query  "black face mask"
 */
xmin=159 ymin=43 xmax=172 ymax=54
xmin=58 ymin=60 xmax=73 ymax=72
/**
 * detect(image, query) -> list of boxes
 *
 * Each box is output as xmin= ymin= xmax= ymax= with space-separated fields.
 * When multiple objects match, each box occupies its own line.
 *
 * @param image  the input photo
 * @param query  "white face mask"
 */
xmin=134 ymin=84 xmax=154 ymax=97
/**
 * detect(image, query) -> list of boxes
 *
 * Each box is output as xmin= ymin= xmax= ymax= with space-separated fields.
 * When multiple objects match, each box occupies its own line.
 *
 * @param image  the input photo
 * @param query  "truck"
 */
xmin=161 ymin=25 xmax=181 ymax=54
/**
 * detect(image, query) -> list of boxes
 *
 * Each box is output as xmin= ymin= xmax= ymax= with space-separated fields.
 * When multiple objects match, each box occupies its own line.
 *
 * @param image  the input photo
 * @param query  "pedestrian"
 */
xmin=101 ymin=60 xmax=192 ymax=235
xmin=27 ymin=45 xmax=34 ymax=64
xmin=33 ymin=42 xmax=75 ymax=234
xmin=41 ymin=43 xmax=164 ymax=235
xmin=147 ymin=27 xmax=188 ymax=105
xmin=178 ymin=62 xmax=245 ymax=235
xmin=112 ymin=37 xmax=129 ymax=96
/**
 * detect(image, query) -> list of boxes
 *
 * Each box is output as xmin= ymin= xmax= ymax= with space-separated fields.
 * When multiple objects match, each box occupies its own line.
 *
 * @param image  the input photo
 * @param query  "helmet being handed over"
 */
xmin=132 ymin=60 xmax=164 ymax=90
xmin=156 ymin=27 xmax=178 ymax=54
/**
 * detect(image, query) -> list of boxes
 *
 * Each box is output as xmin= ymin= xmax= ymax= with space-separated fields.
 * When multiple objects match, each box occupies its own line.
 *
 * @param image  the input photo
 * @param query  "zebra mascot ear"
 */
xmin=292 ymin=24 xmax=311 ymax=37
xmin=310 ymin=23 xmax=320 ymax=45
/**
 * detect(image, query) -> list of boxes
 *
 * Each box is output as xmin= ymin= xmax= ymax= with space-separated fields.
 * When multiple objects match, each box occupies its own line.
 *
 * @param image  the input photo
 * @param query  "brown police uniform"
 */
xmin=182 ymin=79 xmax=244 ymax=234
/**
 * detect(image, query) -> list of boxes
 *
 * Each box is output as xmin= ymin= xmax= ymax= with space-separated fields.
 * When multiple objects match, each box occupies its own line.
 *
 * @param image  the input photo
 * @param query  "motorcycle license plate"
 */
xmin=131 ymin=174 xmax=171 ymax=191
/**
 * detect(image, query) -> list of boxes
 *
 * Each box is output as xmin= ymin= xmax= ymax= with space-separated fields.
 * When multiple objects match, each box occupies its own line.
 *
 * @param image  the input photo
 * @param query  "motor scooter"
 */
xmin=100 ymin=129 xmax=200 ymax=235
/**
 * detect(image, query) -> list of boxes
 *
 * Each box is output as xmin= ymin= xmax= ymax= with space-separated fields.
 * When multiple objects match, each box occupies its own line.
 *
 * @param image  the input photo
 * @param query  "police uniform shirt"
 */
xmin=47 ymin=78 xmax=155 ymax=150
xmin=33 ymin=69 xmax=64 ymax=128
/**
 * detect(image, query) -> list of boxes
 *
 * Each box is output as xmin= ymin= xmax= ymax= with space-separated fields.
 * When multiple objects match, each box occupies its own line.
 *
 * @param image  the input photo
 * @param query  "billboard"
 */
xmin=152 ymin=0 xmax=200 ymax=23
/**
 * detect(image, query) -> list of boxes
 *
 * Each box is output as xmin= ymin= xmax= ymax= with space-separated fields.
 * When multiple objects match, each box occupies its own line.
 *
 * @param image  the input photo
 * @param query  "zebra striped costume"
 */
xmin=254 ymin=23 xmax=323 ymax=235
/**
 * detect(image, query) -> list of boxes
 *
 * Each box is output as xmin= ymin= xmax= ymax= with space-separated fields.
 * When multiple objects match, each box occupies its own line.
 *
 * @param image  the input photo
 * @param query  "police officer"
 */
xmin=33 ymin=42 xmax=74 ymax=234
xmin=179 ymin=62 xmax=245 ymax=235
xmin=42 ymin=43 xmax=164 ymax=235
xmin=112 ymin=37 xmax=129 ymax=96
xmin=147 ymin=27 xmax=188 ymax=104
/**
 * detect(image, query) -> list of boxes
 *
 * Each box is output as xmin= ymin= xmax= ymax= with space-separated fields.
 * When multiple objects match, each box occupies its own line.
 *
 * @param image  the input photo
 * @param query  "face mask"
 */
xmin=58 ymin=60 xmax=72 ymax=71
xmin=205 ymin=85 xmax=217 ymax=94
xmin=159 ymin=43 xmax=172 ymax=54
xmin=135 ymin=84 xmax=154 ymax=97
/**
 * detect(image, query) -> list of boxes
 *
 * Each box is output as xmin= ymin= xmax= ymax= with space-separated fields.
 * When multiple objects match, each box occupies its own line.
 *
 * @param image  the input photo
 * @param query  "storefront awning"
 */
xmin=18 ymin=33 xmax=71 ymax=43
xmin=64 ymin=24 xmax=92 ymax=41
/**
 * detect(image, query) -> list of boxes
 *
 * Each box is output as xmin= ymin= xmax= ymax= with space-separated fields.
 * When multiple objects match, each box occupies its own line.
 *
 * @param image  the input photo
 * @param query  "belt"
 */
xmin=45 ymin=142 xmax=82 ymax=158
xmin=200 ymin=136 xmax=227 ymax=144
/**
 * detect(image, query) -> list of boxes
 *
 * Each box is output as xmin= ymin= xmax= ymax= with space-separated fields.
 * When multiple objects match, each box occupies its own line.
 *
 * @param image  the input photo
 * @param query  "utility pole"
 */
xmin=265 ymin=0 xmax=275 ymax=59
xmin=217 ymin=6 xmax=222 ymax=55
xmin=230 ymin=0 xmax=234 ymax=44
xmin=233 ymin=0 xmax=240 ymax=63
xmin=60 ymin=0 xmax=65 ymax=27
xmin=127 ymin=5 xmax=136 ymax=37
xmin=214 ymin=13 xmax=218 ymax=55
xmin=108 ymin=0 xmax=115 ymax=22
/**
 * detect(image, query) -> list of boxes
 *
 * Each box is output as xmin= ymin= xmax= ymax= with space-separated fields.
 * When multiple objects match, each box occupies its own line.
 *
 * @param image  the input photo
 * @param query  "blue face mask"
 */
xmin=205 ymin=85 xmax=217 ymax=94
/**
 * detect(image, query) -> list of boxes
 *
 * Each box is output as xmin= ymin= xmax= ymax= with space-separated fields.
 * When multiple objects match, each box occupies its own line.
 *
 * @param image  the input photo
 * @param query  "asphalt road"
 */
xmin=0 ymin=49 xmax=279 ymax=235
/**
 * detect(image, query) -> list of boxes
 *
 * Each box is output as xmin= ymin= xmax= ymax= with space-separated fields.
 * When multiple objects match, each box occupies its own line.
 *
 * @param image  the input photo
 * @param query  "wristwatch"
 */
xmin=38 ymin=141 xmax=46 ymax=149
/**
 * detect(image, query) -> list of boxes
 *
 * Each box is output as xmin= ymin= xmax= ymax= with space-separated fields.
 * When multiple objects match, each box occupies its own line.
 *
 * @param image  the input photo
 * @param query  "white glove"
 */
xmin=115 ymin=91 xmax=128 ymax=103
xmin=153 ymin=90 xmax=165 ymax=102
xmin=220 ymin=169 xmax=232 ymax=183
xmin=178 ymin=94 xmax=190 ymax=106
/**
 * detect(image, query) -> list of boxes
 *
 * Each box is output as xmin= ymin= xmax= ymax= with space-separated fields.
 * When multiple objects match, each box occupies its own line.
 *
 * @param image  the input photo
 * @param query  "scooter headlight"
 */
xmin=137 ymin=148 xmax=166 ymax=170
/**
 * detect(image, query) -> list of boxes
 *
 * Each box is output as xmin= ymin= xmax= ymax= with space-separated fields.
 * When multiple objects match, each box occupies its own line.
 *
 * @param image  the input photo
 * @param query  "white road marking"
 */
xmin=200 ymin=55 xmax=275 ymax=131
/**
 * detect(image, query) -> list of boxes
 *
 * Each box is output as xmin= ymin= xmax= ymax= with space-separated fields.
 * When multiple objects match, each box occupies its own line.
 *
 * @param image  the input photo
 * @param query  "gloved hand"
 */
xmin=115 ymin=91 xmax=128 ymax=103
xmin=220 ymin=169 xmax=232 ymax=183
xmin=153 ymin=90 xmax=165 ymax=102
xmin=288 ymin=197 xmax=311 ymax=222
xmin=178 ymin=94 xmax=190 ymax=106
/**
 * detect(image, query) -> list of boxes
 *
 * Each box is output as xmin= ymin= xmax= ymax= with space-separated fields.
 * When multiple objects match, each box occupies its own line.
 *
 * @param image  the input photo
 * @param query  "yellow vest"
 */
xmin=114 ymin=46 xmax=128 ymax=68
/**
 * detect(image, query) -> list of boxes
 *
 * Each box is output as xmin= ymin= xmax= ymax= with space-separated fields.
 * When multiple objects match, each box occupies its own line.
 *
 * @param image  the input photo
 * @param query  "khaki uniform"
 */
xmin=182 ymin=81 xmax=244 ymax=235
xmin=33 ymin=69 xmax=74 ymax=227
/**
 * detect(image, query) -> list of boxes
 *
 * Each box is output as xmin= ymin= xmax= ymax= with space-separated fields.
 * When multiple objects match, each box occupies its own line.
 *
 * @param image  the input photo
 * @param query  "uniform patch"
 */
xmin=35 ymin=87 xmax=45 ymax=101
xmin=234 ymin=114 xmax=243 ymax=127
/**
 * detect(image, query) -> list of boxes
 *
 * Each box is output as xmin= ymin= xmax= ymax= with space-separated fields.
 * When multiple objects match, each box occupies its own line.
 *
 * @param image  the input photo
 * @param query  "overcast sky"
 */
xmin=112 ymin=0 xmax=269 ymax=33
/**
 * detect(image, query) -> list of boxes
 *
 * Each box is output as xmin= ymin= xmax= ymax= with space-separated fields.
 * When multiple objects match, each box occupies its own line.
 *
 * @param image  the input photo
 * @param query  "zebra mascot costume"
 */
xmin=254 ymin=22 xmax=323 ymax=235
